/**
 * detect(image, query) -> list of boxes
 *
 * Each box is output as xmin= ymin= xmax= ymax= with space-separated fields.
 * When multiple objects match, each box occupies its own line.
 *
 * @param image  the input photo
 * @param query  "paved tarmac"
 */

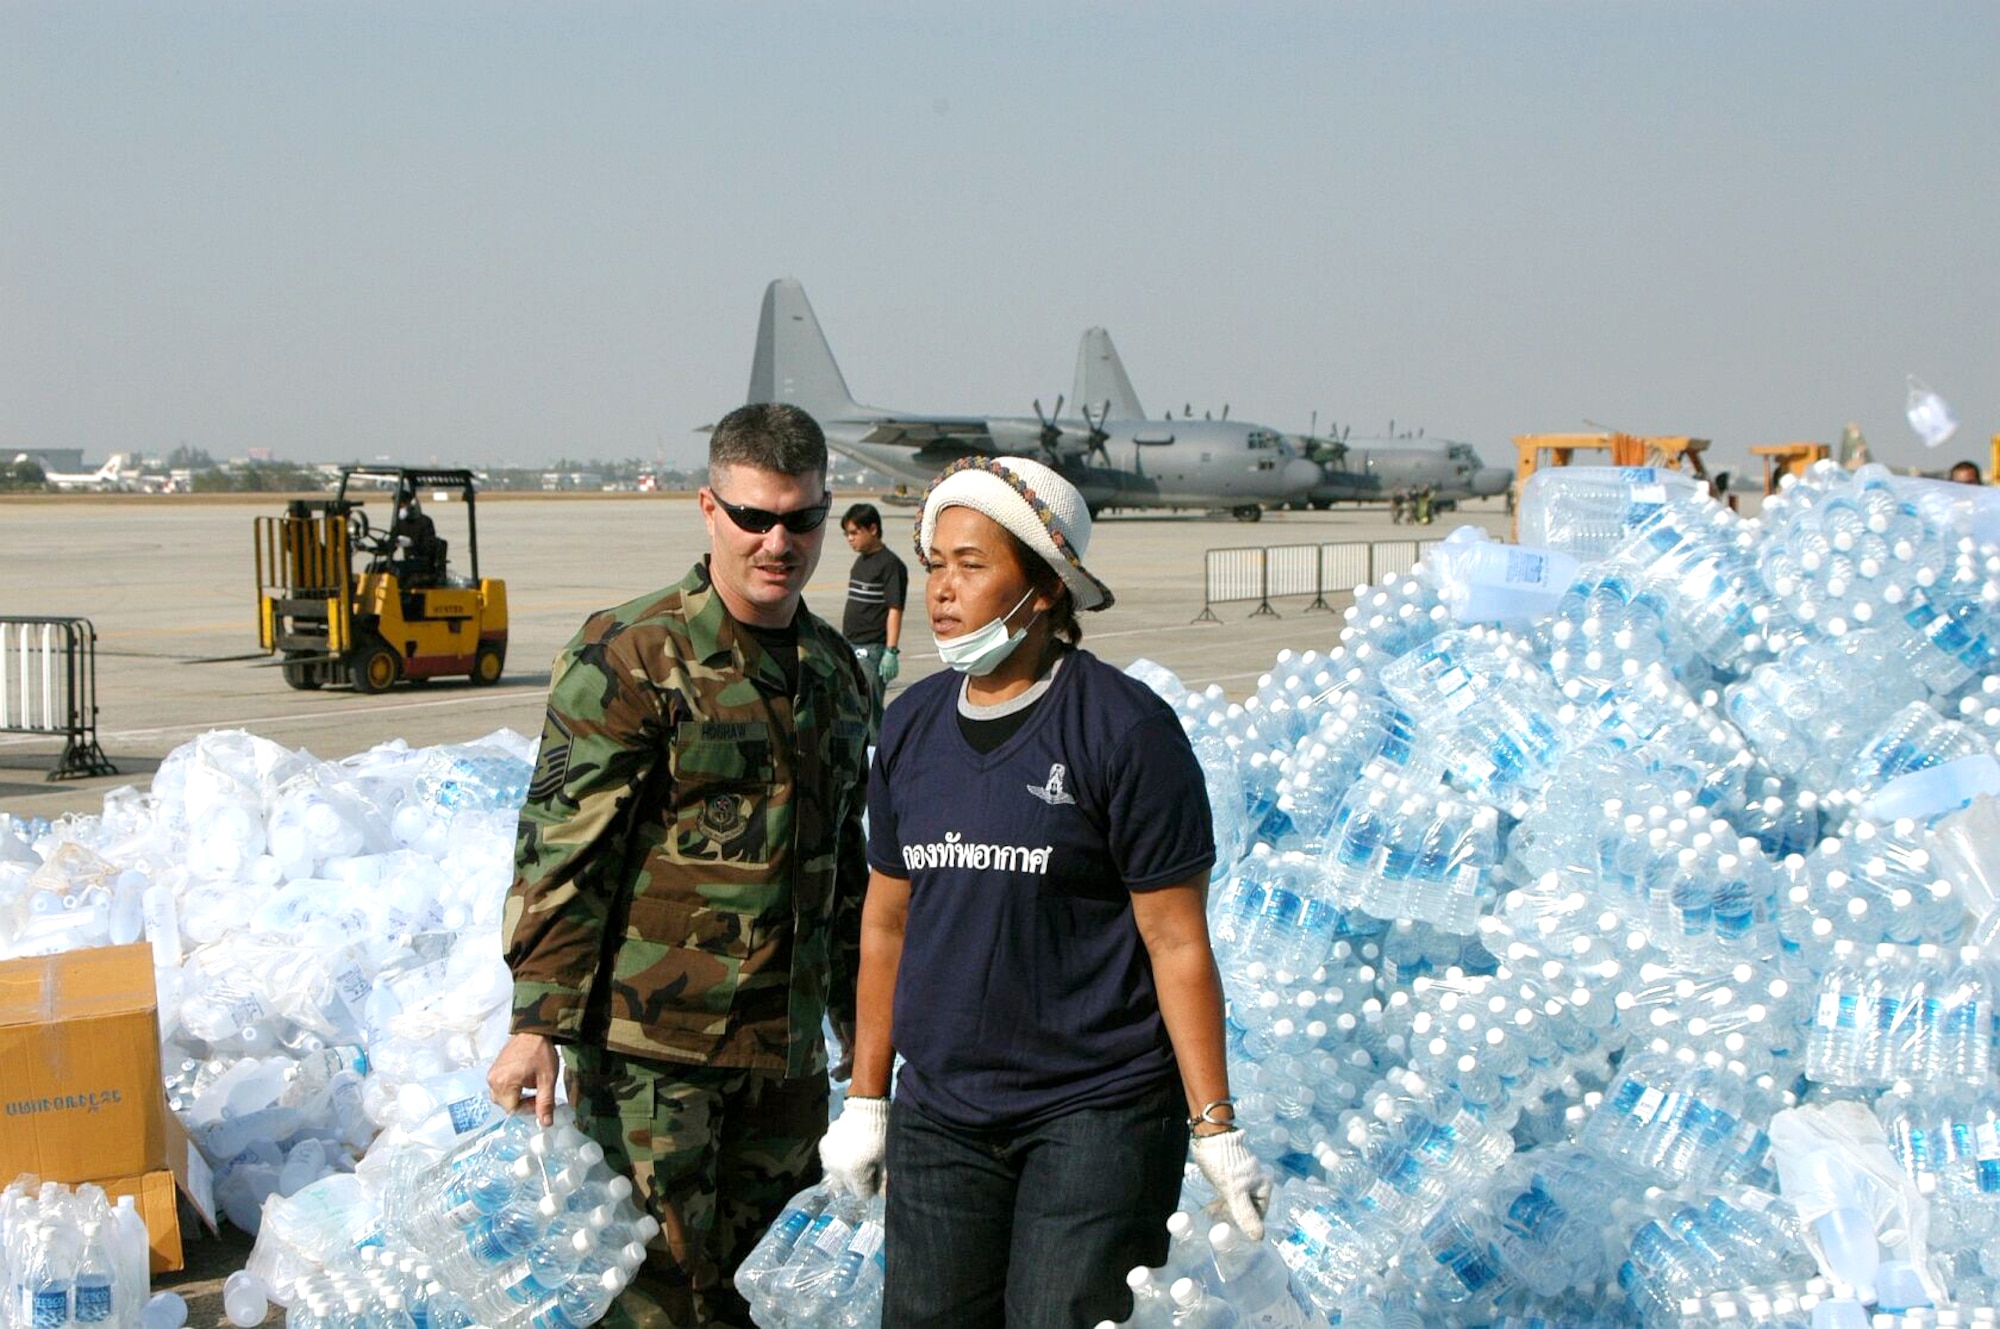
xmin=0 ymin=491 xmax=1509 ymax=820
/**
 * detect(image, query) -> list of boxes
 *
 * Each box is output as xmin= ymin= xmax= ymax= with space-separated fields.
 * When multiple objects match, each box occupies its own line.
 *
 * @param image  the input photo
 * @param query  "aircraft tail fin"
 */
xmin=746 ymin=278 xmax=864 ymax=419
xmin=1072 ymin=327 xmax=1145 ymax=420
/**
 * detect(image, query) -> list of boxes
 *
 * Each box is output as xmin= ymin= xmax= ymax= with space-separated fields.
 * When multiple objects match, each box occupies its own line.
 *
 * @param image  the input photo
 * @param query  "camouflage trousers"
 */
xmin=571 ymin=1045 xmax=829 ymax=1329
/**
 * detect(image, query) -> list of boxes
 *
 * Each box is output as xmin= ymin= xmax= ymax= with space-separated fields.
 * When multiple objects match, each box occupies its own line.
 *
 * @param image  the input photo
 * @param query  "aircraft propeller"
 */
xmin=1032 ymin=395 xmax=1066 ymax=461
xmin=1079 ymin=401 xmax=1113 ymax=467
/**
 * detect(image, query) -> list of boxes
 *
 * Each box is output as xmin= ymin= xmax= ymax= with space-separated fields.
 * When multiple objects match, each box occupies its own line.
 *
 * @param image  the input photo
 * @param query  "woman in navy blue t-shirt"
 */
xmin=817 ymin=456 xmax=1272 ymax=1329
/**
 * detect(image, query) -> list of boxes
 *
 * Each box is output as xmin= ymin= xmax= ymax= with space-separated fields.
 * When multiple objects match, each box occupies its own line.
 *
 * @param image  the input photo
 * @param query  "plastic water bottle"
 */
xmin=1845 ymin=701 xmax=1993 ymax=800
xmin=1205 ymin=1224 xmax=1310 ymax=1329
xmin=1161 ymin=1211 xmax=1217 ymax=1293
xmin=141 ymin=1294 xmax=187 ymax=1329
xmin=1807 ymin=941 xmax=1868 ymax=1085
xmin=829 ymin=1247 xmax=886 ymax=1329
xmin=223 ymin=1270 xmax=270 ymax=1328
xmin=1928 ymin=947 xmax=1993 ymax=1084
xmin=789 ymin=1211 xmax=885 ymax=1327
xmin=20 ymin=1233 xmax=74 ymax=1329
xmin=72 ymin=1223 xmax=115 ymax=1327
xmin=1167 ymin=1277 xmax=1243 ymax=1329
xmin=1417 ymin=1192 xmax=1514 ymax=1310
xmin=111 ymin=1196 xmax=151 ymax=1319
xmin=1858 ymin=944 xmax=1913 ymax=1083
xmin=1122 ymin=1266 xmax=1176 ymax=1329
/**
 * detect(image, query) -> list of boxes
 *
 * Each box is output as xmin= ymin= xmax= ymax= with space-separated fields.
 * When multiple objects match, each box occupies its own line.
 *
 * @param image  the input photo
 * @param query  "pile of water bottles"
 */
xmin=1104 ymin=463 xmax=2000 ymax=1326
xmin=0 ymin=1180 xmax=184 ymax=1329
xmin=0 ymin=730 xmax=534 ymax=1238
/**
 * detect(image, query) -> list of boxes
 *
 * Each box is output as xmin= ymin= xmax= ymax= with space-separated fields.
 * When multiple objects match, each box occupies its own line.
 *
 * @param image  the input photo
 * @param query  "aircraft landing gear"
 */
xmin=1231 ymin=505 xmax=1263 ymax=523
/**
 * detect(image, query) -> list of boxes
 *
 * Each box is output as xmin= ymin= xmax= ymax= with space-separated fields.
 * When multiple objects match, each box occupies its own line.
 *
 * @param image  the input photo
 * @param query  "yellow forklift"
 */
xmin=254 ymin=467 xmax=509 ymax=693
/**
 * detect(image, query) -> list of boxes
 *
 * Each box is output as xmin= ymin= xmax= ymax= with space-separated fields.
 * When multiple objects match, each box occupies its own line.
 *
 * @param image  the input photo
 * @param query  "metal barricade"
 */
xmin=1195 ymin=538 xmax=1458 ymax=621
xmin=0 ymin=617 xmax=117 ymax=780
xmin=1193 ymin=548 xmax=1273 ymax=622
xmin=1319 ymin=543 xmax=1373 ymax=597
xmin=1370 ymin=540 xmax=1423 ymax=580
xmin=1266 ymin=545 xmax=1330 ymax=613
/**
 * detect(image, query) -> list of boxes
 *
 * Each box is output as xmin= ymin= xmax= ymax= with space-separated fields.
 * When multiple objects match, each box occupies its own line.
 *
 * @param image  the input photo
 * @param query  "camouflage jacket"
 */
xmin=504 ymin=560 xmax=872 ymax=1077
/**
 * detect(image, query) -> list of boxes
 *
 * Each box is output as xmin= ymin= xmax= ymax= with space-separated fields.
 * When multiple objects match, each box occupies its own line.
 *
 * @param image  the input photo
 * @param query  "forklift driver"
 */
xmin=390 ymin=496 xmax=447 ymax=588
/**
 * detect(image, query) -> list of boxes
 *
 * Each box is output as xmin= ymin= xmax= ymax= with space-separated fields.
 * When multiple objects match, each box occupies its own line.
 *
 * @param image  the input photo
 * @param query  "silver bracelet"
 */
xmin=1186 ymin=1097 xmax=1237 ymax=1131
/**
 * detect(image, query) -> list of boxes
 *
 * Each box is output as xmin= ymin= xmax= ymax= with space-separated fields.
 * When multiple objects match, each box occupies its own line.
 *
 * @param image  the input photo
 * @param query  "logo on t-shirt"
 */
xmin=1026 ymin=762 xmax=1077 ymax=806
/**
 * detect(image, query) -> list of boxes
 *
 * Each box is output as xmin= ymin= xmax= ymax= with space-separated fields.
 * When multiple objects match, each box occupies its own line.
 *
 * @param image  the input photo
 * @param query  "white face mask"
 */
xmin=935 ymin=587 xmax=1040 ymax=676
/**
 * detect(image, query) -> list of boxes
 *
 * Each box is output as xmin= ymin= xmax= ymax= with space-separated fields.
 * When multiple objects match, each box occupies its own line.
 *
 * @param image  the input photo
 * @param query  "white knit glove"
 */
xmin=818 ymin=1096 xmax=890 ymax=1198
xmin=1191 ymin=1129 xmax=1273 ymax=1241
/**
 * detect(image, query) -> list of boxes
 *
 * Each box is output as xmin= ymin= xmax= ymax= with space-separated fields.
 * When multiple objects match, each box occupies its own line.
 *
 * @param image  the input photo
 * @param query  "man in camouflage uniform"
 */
xmin=490 ymin=403 xmax=872 ymax=1328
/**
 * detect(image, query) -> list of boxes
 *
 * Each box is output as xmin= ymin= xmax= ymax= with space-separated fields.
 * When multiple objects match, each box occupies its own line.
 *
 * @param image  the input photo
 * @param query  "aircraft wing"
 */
xmin=847 ymin=416 xmax=999 ymax=450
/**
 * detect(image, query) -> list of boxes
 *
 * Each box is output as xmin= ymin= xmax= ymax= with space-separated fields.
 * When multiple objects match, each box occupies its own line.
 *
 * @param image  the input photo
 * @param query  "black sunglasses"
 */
xmin=709 ymin=489 xmax=833 ymax=535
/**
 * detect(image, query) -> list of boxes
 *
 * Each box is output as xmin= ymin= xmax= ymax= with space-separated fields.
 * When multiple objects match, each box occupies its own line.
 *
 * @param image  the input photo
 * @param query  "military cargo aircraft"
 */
xmin=1071 ymin=328 xmax=1512 ymax=510
xmin=1294 ymin=431 xmax=1515 ymax=508
xmin=743 ymin=279 xmax=1321 ymax=520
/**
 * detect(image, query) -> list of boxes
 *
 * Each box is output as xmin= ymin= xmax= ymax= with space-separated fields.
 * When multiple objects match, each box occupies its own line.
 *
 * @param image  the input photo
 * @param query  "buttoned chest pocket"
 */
xmin=824 ymin=716 xmax=870 ymax=788
xmin=668 ymin=723 xmax=777 ymax=866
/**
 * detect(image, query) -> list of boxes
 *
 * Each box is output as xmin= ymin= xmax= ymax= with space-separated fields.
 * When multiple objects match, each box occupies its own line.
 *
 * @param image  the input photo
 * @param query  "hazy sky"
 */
xmin=5 ymin=3 xmax=1996 ymax=476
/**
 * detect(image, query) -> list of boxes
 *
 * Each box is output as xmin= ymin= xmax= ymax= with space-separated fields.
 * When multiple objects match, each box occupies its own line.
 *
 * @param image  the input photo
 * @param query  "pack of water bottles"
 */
xmin=1136 ymin=462 xmax=2000 ymax=1324
xmin=0 ymin=1180 xmax=183 ymax=1329
xmin=239 ymin=1104 xmax=659 ymax=1329
xmin=1115 ymin=1214 xmax=1318 ymax=1329
xmin=1805 ymin=942 xmax=1995 ymax=1088
xmin=1516 ymin=467 xmax=1709 ymax=565
xmin=733 ymin=1182 xmax=886 ymax=1329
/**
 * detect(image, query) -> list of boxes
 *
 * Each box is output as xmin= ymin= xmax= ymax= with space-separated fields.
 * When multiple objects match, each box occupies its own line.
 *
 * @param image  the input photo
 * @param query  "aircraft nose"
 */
xmin=1282 ymin=458 xmax=1323 ymax=494
xmin=1475 ymin=467 xmax=1513 ymax=497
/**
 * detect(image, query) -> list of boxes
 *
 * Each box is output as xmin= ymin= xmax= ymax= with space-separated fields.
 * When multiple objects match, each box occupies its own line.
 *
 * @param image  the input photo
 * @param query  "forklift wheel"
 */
xmin=281 ymin=653 xmax=323 ymax=691
xmin=350 ymin=639 xmax=401 ymax=695
xmin=472 ymin=643 xmax=506 ymax=686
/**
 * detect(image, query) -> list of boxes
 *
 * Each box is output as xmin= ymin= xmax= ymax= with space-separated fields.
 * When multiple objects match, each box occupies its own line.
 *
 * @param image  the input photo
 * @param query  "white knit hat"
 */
xmin=914 ymin=456 xmax=1113 ymax=611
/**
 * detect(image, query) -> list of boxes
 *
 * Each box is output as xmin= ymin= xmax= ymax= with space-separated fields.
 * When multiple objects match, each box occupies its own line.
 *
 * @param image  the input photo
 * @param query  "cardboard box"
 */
xmin=0 ymin=943 xmax=165 ymax=1182
xmin=96 ymin=1168 xmax=182 ymax=1273
xmin=97 ymin=1113 xmax=217 ymax=1274
xmin=0 ymin=943 xmax=216 ymax=1273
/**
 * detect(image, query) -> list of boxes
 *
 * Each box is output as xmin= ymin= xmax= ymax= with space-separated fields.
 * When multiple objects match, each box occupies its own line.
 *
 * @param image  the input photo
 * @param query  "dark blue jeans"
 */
xmin=882 ymin=1078 xmax=1186 ymax=1329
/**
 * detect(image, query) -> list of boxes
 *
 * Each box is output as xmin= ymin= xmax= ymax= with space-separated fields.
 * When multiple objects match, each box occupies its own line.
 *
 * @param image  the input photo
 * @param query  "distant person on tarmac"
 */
xmin=1950 ymin=460 xmax=1982 ymax=485
xmin=841 ymin=502 xmax=907 ymax=738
